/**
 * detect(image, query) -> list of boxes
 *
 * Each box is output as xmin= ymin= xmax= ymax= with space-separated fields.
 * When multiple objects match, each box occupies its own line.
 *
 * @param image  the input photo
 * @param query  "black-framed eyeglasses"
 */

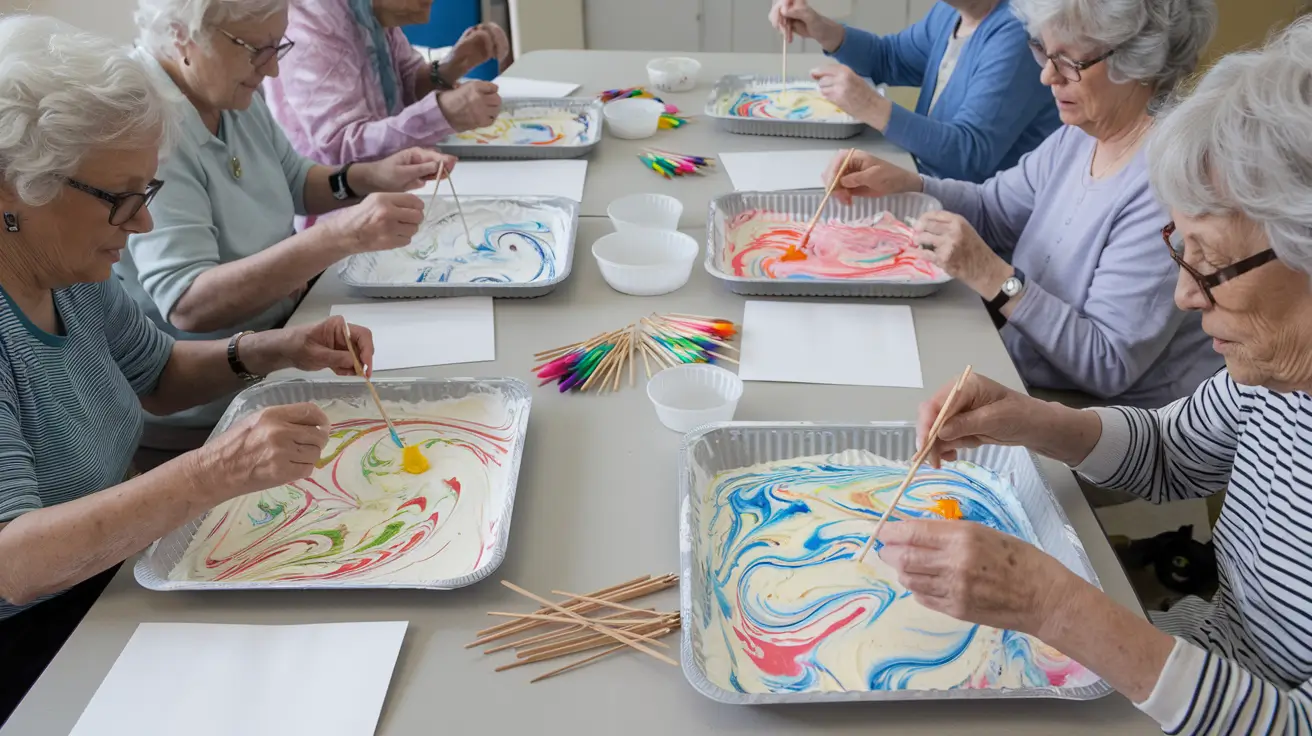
xmin=65 ymin=178 xmax=164 ymax=226
xmin=1028 ymin=38 xmax=1114 ymax=82
xmin=219 ymin=29 xmax=295 ymax=67
xmin=1163 ymin=222 xmax=1278 ymax=306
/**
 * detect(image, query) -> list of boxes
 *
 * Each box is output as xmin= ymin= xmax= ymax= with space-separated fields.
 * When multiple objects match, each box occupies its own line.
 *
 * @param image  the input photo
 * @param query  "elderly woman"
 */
xmin=825 ymin=0 xmax=1220 ymax=407
xmin=265 ymin=0 xmax=508 ymax=165
xmin=880 ymin=19 xmax=1312 ymax=733
xmin=771 ymin=0 xmax=1060 ymax=182
xmin=0 ymin=16 xmax=376 ymax=718
xmin=123 ymin=0 xmax=454 ymax=436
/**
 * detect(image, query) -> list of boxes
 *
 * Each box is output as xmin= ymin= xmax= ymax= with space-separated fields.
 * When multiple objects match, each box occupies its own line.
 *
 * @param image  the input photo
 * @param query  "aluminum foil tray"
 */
xmin=135 ymin=377 xmax=531 ymax=592
xmin=438 ymin=97 xmax=602 ymax=159
xmin=706 ymin=189 xmax=951 ymax=297
xmin=677 ymin=422 xmax=1113 ymax=704
xmin=705 ymin=75 xmax=871 ymax=139
xmin=338 ymin=195 xmax=578 ymax=298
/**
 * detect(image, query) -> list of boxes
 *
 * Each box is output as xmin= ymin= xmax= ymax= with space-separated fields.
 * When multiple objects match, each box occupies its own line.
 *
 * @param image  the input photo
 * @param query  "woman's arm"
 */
xmin=921 ymin=127 xmax=1060 ymax=256
xmin=880 ymin=22 xmax=1056 ymax=182
xmin=0 ymin=453 xmax=219 ymax=605
xmin=829 ymin=14 xmax=937 ymax=86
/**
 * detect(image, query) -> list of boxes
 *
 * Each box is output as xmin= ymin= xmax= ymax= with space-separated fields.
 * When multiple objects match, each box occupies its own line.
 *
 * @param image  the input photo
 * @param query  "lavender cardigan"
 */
xmin=923 ymin=126 xmax=1222 ymax=407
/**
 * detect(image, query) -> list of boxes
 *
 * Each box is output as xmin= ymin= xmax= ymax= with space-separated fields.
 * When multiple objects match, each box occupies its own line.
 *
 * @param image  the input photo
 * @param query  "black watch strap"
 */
xmin=227 ymin=331 xmax=262 ymax=384
xmin=329 ymin=163 xmax=357 ymax=201
xmin=987 ymin=267 xmax=1025 ymax=312
xmin=429 ymin=60 xmax=455 ymax=91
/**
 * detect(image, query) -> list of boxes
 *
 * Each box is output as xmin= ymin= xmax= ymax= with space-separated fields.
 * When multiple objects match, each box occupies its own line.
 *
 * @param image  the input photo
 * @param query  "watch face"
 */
xmin=1001 ymin=276 xmax=1022 ymax=297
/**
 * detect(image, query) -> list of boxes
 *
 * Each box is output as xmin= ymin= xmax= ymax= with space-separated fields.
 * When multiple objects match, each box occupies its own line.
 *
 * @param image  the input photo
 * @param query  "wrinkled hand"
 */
xmin=439 ymin=81 xmax=502 ymax=131
xmin=768 ymin=0 xmax=844 ymax=50
xmin=824 ymin=150 xmax=922 ymax=204
xmin=913 ymin=211 xmax=1011 ymax=297
xmin=199 ymin=403 xmax=331 ymax=499
xmin=329 ymin=192 xmax=426 ymax=254
xmin=877 ymin=519 xmax=1074 ymax=634
xmin=812 ymin=65 xmax=883 ymax=121
xmin=275 ymin=315 xmax=376 ymax=377
xmin=446 ymin=23 xmax=511 ymax=79
xmin=361 ymin=148 xmax=457 ymax=193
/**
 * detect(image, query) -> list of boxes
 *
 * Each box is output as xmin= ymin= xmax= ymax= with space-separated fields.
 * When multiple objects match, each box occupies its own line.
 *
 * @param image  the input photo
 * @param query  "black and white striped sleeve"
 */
xmin=1139 ymin=638 xmax=1312 ymax=734
xmin=1072 ymin=371 xmax=1243 ymax=503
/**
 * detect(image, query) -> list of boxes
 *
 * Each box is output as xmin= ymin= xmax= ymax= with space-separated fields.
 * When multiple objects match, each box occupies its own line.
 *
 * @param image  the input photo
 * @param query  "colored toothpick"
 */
xmin=533 ymin=314 xmax=738 ymax=394
xmin=342 ymin=321 xmax=429 ymax=474
xmin=637 ymin=148 xmax=715 ymax=179
xmin=858 ymin=364 xmax=974 ymax=562
xmin=785 ymin=147 xmax=857 ymax=261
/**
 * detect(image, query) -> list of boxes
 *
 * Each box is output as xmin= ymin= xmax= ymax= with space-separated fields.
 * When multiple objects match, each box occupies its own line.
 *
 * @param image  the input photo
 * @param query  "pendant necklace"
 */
xmin=217 ymin=115 xmax=242 ymax=180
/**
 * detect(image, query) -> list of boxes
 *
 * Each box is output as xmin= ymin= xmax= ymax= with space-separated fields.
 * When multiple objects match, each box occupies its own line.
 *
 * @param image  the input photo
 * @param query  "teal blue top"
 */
xmin=0 ymin=278 xmax=174 ymax=621
xmin=116 ymin=49 xmax=316 ymax=428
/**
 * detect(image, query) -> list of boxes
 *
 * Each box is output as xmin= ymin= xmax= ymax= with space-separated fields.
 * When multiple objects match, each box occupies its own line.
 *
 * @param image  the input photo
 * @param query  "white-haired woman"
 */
xmin=825 ymin=0 xmax=1220 ymax=407
xmin=878 ymin=19 xmax=1312 ymax=733
xmin=121 ymin=0 xmax=455 ymax=439
xmin=0 ymin=16 xmax=377 ymax=720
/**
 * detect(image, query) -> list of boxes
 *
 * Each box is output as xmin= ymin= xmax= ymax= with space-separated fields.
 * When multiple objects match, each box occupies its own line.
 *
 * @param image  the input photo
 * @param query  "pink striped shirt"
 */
xmin=263 ymin=0 xmax=455 ymax=166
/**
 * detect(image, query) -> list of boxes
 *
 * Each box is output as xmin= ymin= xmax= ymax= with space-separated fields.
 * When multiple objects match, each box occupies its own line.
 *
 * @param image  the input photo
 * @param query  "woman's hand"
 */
xmin=877 ymin=519 xmax=1079 ymax=635
xmin=444 ymin=23 xmax=511 ymax=80
xmin=198 ymin=403 xmax=332 ymax=498
xmin=236 ymin=316 xmax=376 ymax=378
xmin=912 ymin=211 xmax=1013 ymax=298
xmin=916 ymin=372 xmax=1103 ymax=468
xmin=812 ymin=65 xmax=888 ymax=127
xmin=439 ymin=81 xmax=503 ymax=131
xmin=327 ymin=192 xmax=426 ymax=254
xmin=768 ymin=0 xmax=845 ymax=50
xmin=356 ymin=148 xmax=457 ymax=193
xmin=824 ymin=150 xmax=922 ymax=204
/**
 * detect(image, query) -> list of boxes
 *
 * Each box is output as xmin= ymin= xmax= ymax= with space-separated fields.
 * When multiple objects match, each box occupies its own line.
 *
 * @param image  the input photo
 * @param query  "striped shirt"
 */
xmin=0 ymin=279 xmax=174 ymax=621
xmin=1075 ymin=371 xmax=1312 ymax=734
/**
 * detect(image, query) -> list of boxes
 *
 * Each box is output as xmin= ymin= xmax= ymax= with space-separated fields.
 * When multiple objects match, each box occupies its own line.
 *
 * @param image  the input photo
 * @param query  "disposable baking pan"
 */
xmin=438 ymin=97 xmax=602 ymax=159
xmin=705 ymin=74 xmax=870 ymax=139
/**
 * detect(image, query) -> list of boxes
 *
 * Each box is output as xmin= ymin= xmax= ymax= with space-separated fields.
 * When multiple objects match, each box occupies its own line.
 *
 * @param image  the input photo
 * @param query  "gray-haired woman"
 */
xmin=825 ymin=0 xmax=1220 ymax=407
xmin=121 ymin=0 xmax=456 ymax=441
xmin=0 ymin=16 xmax=376 ymax=720
xmin=878 ymin=19 xmax=1312 ymax=734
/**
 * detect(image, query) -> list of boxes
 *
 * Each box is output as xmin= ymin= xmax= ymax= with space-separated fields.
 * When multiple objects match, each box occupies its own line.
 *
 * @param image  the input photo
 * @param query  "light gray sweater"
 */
xmin=923 ymin=125 xmax=1222 ymax=407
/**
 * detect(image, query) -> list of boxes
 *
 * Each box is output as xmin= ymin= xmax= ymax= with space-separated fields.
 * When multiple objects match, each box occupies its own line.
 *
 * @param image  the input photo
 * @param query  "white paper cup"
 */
xmin=592 ymin=229 xmax=699 ymax=296
xmin=647 ymin=364 xmax=743 ymax=433
xmin=604 ymin=98 xmax=664 ymax=139
xmin=647 ymin=57 xmax=702 ymax=93
xmin=607 ymin=194 xmax=684 ymax=232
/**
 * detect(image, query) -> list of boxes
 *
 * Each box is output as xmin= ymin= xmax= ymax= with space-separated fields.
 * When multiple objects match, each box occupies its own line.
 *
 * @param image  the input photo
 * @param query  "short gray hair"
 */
xmin=1148 ymin=18 xmax=1312 ymax=277
xmin=1012 ymin=0 xmax=1217 ymax=99
xmin=135 ymin=0 xmax=287 ymax=58
xmin=0 ymin=15 xmax=179 ymax=207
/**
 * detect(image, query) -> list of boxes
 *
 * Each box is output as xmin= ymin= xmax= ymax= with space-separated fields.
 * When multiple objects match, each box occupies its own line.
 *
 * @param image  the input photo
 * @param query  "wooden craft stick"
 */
xmin=639 ymin=339 xmax=653 ymax=380
xmin=498 ymin=620 xmax=677 ymax=671
xmin=469 ymin=575 xmax=676 ymax=646
xmin=483 ymin=610 xmax=650 ymax=655
xmin=484 ymin=612 xmax=658 ymax=626
xmin=799 ymin=147 xmax=858 ymax=251
xmin=781 ymin=33 xmax=789 ymax=101
xmin=629 ymin=323 xmax=637 ymax=389
xmin=473 ymin=575 xmax=650 ymax=639
xmin=515 ymin=617 xmax=678 ymax=661
xmin=531 ymin=643 xmax=629 ymax=683
xmin=342 ymin=322 xmax=403 ymax=448
xmin=426 ymin=162 xmax=447 ymax=212
xmin=447 ymin=175 xmax=475 ymax=248
xmin=858 ymin=365 xmax=974 ymax=561
xmin=549 ymin=591 xmax=665 ymax=617
xmin=500 ymin=581 xmax=678 ymax=666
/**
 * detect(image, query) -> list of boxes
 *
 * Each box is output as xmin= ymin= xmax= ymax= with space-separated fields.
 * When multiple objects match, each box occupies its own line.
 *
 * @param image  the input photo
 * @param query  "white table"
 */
xmin=507 ymin=50 xmax=918 ymax=228
xmin=2 ymin=51 xmax=1157 ymax=736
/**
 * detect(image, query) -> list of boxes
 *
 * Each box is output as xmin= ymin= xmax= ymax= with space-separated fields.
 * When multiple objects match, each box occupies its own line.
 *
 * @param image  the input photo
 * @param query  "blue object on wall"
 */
xmin=403 ymin=1 xmax=497 ymax=81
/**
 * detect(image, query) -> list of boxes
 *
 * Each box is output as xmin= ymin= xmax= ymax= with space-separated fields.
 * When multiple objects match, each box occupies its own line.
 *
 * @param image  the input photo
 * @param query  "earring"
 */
xmin=2 ymin=213 xmax=17 ymax=233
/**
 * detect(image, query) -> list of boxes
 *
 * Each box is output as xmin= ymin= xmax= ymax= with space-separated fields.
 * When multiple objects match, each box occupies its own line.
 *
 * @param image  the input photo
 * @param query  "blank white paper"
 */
xmin=417 ymin=160 xmax=588 ymax=202
xmin=738 ymin=301 xmax=923 ymax=388
xmin=331 ymin=298 xmax=496 ymax=372
xmin=70 ymin=621 xmax=408 ymax=736
xmin=492 ymin=76 xmax=581 ymax=98
xmin=720 ymin=150 xmax=841 ymax=192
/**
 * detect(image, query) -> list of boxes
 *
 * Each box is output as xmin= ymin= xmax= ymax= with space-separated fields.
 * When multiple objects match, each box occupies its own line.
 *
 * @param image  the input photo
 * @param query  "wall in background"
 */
xmin=12 ymin=0 xmax=137 ymax=41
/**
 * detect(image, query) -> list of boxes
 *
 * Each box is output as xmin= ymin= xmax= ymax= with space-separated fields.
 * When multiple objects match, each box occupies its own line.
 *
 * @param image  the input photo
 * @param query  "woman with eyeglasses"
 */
xmin=121 ymin=0 xmax=456 ymax=447
xmin=877 ymin=20 xmax=1312 ymax=733
xmin=0 ymin=16 xmax=378 ymax=720
xmin=823 ymin=0 xmax=1221 ymax=409
xmin=770 ymin=0 xmax=1061 ymax=183
xmin=265 ymin=0 xmax=507 ymax=166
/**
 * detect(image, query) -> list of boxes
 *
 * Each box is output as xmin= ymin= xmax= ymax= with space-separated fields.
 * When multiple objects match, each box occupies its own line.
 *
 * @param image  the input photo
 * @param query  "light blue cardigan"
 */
xmin=830 ymin=0 xmax=1060 ymax=183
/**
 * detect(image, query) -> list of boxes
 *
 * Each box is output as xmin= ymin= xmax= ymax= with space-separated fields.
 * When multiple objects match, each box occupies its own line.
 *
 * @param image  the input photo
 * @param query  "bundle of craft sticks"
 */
xmin=533 ymin=314 xmax=738 ymax=393
xmin=469 ymin=574 xmax=680 ymax=683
